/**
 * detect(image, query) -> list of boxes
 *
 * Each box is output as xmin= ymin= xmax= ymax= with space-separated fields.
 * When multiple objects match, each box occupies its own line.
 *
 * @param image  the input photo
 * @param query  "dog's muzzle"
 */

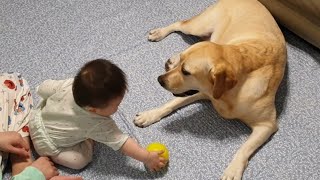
xmin=158 ymin=76 xmax=198 ymax=96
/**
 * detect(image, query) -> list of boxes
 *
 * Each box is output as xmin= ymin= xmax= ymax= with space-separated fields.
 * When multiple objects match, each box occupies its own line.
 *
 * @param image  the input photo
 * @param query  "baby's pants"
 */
xmin=30 ymin=104 xmax=94 ymax=170
xmin=51 ymin=139 xmax=93 ymax=170
xmin=0 ymin=73 xmax=33 ymax=172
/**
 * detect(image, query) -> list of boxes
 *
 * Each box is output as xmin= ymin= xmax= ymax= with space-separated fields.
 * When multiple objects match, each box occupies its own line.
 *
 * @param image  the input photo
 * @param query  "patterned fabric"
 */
xmin=0 ymin=72 xmax=33 ymax=173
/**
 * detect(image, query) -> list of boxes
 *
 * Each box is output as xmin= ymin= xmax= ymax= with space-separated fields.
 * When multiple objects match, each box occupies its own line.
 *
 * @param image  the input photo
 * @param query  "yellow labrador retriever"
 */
xmin=134 ymin=0 xmax=286 ymax=179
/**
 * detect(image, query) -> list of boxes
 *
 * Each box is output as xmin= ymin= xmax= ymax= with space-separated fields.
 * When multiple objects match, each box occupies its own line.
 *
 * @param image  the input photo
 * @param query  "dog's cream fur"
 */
xmin=134 ymin=0 xmax=286 ymax=179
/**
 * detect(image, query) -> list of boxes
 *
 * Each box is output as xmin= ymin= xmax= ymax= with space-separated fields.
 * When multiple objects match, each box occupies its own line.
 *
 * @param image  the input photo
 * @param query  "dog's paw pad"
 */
xmin=133 ymin=110 xmax=162 ymax=127
xmin=221 ymin=162 xmax=246 ymax=180
xmin=148 ymin=28 xmax=166 ymax=41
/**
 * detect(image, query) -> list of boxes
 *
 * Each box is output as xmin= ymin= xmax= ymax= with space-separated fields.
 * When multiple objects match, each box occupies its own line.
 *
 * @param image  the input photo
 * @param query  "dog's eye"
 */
xmin=181 ymin=67 xmax=191 ymax=76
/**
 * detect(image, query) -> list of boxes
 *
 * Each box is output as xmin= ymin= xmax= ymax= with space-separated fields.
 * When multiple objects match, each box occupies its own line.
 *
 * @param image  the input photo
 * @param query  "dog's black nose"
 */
xmin=158 ymin=76 xmax=165 ymax=87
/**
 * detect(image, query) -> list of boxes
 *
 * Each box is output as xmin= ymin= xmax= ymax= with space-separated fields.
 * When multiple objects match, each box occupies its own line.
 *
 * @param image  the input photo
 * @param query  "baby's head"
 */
xmin=73 ymin=59 xmax=127 ymax=117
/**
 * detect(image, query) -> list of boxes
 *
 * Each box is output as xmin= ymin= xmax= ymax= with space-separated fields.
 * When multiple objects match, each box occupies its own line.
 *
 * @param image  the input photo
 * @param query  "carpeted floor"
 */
xmin=1 ymin=0 xmax=319 ymax=179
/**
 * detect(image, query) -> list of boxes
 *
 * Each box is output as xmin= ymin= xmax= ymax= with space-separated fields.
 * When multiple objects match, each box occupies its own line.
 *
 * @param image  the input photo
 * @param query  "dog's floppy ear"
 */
xmin=210 ymin=62 xmax=237 ymax=99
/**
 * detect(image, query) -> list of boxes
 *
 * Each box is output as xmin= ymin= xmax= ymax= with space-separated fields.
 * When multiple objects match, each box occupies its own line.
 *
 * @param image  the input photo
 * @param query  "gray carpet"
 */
xmin=1 ymin=0 xmax=320 ymax=179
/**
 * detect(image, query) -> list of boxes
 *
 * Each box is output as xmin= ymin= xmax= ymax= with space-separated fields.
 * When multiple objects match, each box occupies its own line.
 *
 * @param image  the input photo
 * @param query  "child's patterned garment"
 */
xmin=0 ymin=72 xmax=33 ymax=173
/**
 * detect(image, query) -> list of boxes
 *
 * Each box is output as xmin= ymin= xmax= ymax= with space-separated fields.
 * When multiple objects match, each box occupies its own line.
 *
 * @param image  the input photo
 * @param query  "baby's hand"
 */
xmin=145 ymin=151 xmax=167 ymax=172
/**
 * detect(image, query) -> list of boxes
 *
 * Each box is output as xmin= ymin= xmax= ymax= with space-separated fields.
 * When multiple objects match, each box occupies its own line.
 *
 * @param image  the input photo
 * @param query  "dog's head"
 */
xmin=158 ymin=42 xmax=238 ymax=99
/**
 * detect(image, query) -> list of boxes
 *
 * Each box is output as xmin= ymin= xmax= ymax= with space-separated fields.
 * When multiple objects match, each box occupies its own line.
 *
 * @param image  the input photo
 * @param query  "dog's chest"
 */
xmin=212 ymin=102 xmax=233 ymax=119
xmin=211 ymin=74 xmax=271 ymax=119
xmin=211 ymin=97 xmax=254 ymax=120
xmin=211 ymin=99 xmax=241 ymax=119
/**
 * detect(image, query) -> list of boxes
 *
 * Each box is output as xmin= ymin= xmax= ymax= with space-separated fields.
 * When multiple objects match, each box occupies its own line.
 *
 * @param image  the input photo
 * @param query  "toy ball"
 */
xmin=146 ymin=142 xmax=169 ymax=160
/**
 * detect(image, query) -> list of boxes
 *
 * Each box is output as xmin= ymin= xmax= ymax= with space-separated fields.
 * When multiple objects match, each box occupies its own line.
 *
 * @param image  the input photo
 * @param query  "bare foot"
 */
xmin=32 ymin=157 xmax=83 ymax=180
xmin=31 ymin=157 xmax=59 ymax=179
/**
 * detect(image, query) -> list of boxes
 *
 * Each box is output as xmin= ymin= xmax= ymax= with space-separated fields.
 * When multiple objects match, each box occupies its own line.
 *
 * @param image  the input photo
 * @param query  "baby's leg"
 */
xmin=51 ymin=139 xmax=93 ymax=170
xmin=10 ymin=137 xmax=32 ymax=176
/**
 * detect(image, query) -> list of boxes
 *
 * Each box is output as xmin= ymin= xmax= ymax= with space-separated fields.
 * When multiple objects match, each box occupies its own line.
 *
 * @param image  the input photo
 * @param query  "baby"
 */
xmin=0 ymin=72 xmax=81 ymax=180
xmin=29 ymin=59 xmax=166 ymax=171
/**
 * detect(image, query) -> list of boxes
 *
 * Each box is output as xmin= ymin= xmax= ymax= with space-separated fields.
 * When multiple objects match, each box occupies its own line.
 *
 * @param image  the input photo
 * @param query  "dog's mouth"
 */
xmin=172 ymin=90 xmax=199 ymax=97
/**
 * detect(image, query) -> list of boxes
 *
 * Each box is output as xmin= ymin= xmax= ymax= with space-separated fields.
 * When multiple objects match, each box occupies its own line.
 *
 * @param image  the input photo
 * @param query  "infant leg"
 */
xmin=51 ymin=140 xmax=93 ymax=170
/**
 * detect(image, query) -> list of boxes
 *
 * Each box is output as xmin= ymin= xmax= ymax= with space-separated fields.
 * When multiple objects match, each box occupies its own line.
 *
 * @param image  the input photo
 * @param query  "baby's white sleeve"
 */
xmin=37 ymin=78 xmax=73 ymax=99
xmin=87 ymin=120 xmax=129 ymax=151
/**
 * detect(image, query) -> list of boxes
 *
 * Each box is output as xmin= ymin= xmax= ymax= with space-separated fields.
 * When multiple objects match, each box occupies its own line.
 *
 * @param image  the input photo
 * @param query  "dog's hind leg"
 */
xmin=148 ymin=4 xmax=224 ymax=42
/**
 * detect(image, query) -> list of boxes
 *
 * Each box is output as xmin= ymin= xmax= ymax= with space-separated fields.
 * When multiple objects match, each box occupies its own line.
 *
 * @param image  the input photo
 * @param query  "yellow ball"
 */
xmin=146 ymin=142 xmax=169 ymax=160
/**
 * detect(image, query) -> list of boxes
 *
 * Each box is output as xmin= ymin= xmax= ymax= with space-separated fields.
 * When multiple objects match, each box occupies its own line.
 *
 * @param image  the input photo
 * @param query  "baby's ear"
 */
xmin=210 ymin=63 xmax=237 ymax=99
xmin=86 ymin=106 xmax=96 ymax=113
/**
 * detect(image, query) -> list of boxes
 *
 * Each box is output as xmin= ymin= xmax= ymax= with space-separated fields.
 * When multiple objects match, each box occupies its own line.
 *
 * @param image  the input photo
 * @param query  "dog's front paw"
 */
xmin=133 ymin=109 xmax=163 ymax=128
xmin=148 ymin=28 xmax=167 ymax=42
xmin=221 ymin=161 xmax=247 ymax=180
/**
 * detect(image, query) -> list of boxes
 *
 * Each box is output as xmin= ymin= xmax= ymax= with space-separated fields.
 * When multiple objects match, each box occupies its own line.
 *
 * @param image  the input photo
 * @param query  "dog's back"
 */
xmin=211 ymin=0 xmax=285 ymax=46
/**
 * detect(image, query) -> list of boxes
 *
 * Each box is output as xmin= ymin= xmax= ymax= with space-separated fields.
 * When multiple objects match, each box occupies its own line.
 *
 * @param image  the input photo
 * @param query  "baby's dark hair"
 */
xmin=73 ymin=59 xmax=127 ymax=108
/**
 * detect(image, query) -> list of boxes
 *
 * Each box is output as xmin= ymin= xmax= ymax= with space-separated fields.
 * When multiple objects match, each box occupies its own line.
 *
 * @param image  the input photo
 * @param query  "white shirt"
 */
xmin=33 ymin=78 xmax=128 ymax=151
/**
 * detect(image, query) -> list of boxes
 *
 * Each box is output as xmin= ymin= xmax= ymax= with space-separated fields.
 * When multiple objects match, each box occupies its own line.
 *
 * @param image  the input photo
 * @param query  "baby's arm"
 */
xmin=120 ymin=138 xmax=167 ymax=172
xmin=37 ymin=78 xmax=73 ymax=99
xmin=88 ymin=120 xmax=167 ymax=171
